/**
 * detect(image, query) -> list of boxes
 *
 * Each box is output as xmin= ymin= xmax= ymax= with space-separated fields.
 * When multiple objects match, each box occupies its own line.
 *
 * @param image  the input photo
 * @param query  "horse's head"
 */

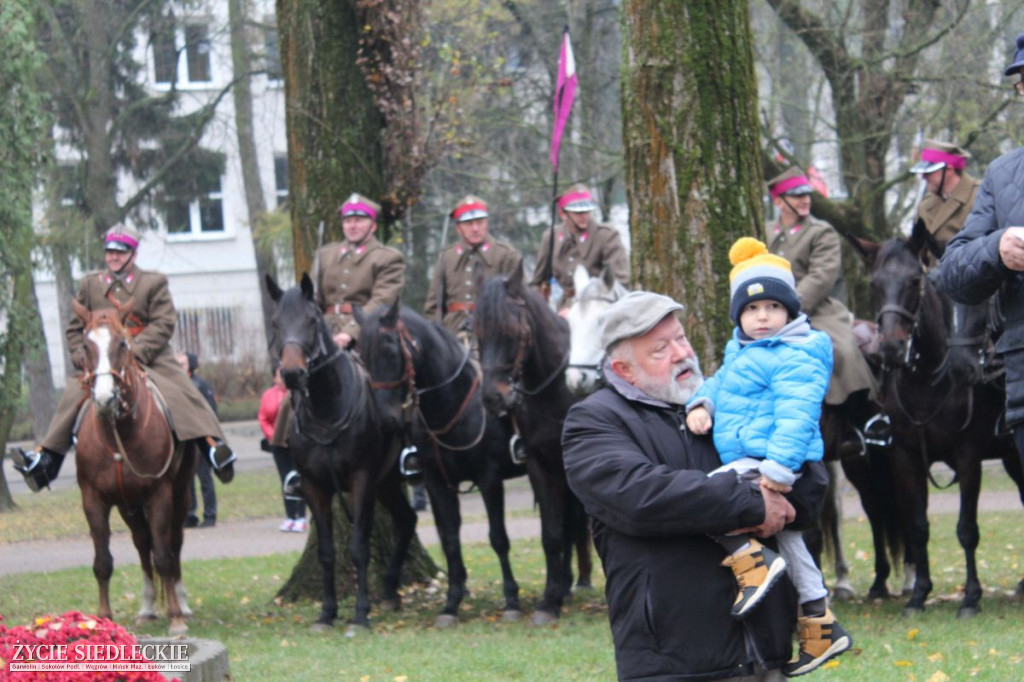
xmin=72 ymin=298 xmax=136 ymax=417
xmin=266 ymin=273 xmax=332 ymax=392
xmin=356 ymin=299 xmax=413 ymax=429
xmin=870 ymin=224 xmax=946 ymax=370
xmin=565 ymin=266 xmax=627 ymax=395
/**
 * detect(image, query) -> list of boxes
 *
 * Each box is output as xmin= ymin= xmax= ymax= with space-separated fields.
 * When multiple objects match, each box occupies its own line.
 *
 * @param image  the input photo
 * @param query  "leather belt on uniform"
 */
xmin=447 ymin=302 xmax=475 ymax=313
xmin=324 ymin=303 xmax=353 ymax=315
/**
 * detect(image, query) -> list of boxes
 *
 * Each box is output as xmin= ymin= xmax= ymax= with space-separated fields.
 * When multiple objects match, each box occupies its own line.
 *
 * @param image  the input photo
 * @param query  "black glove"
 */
xmin=260 ymin=438 xmax=272 ymax=453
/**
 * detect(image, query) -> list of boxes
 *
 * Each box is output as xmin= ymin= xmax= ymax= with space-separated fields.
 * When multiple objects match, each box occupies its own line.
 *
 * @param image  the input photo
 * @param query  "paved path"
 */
xmin=2 ymin=420 xmax=1021 ymax=577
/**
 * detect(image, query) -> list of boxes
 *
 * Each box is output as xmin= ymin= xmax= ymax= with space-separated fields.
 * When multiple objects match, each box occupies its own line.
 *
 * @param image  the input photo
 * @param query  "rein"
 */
xmin=482 ymin=298 xmax=570 ymax=400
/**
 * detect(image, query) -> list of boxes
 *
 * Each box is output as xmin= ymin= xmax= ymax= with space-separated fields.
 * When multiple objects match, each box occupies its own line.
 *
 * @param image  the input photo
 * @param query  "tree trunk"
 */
xmin=276 ymin=493 xmax=439 ymax=602
xmin=621 ymin=0 xmax=764 ymax=366
xmin=275 ymin=0 xmax=437 ymax=592
xmin=229 ymin=0 xmax=277 ymax=338
xmin=276 ymin=0 xmax=387 ymax=275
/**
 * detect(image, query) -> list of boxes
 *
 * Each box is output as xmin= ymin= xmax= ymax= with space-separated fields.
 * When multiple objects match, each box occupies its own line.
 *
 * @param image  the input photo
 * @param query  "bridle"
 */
xmin=480 ymin=296 xmax=569 ymax=408
xmin=368 ymin=317 xmax=486 ymax=487
xmin=875 ymin=259 xmax=930 ymax=373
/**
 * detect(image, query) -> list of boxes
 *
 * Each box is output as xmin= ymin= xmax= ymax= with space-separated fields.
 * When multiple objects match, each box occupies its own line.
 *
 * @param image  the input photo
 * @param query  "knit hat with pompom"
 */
xmin=728 ymin=237 xmax=801 ymax=324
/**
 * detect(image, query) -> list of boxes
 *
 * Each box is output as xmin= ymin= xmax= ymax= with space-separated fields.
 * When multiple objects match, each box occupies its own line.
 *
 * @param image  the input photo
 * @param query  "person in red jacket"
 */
xmin=258 ymin=369 xmax=306 ymax=532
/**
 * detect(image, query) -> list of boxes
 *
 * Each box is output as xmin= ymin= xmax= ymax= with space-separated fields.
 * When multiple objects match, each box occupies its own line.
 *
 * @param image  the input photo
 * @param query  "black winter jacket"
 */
xmin=563 ymin=386 xmax=827 ymax=681
xmin=940 ymin=146 xmax=1024 ymax=424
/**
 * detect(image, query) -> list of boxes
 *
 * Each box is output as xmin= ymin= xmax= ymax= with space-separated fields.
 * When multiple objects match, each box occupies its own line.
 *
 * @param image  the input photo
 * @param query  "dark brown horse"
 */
xmin=473 ymin=263 xmax=589 ymax=625
xmin=266 ymin=274 xmax=417 ymax=632
xmin=71 ymin=298 xmax=198 ymax=636
xmin=870 ymin=225 xmax=1024 ymax=617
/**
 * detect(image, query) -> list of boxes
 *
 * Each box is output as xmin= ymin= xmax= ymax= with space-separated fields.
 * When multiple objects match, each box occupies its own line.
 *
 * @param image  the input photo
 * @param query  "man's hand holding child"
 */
xmin=686 ymin=406 xmax=712 ymax=434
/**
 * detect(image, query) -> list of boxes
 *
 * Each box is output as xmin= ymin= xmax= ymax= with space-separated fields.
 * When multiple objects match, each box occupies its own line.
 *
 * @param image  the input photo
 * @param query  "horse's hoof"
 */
xmin=379 ymin=598 xmax=401 ymax=613
xmin=574 ymin=581 xmax=594 ymax=592
xmin=344 ymin=623 xmax=370 ymax=638
xmin=901 ymin=605 xmax=925 ymax=617
xmin=956 ymin=606 xmax=980 ymax=620
xmin=309 ymin=622 xmax=334 ymax=633
xmin=867 ymin=588 xmax=891 ymax=601
xmin=434 ymin=614 xmax=459 ymax=628
xmin=135 ymin=614 xmax=158 ymax=625
xmin=167 ymin=618 xmax=189 ymax=637
xmin=832 ymin=586 xmax=856 ymax=602
xmin=501 ymin=609 xmax=524 ymax=623
xmin=530 ymin=610 xmax=559 ymax=626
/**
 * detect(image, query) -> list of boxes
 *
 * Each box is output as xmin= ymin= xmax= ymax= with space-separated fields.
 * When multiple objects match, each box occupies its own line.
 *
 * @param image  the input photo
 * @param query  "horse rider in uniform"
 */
xmin=313 ymin=192 xmax=405 ymax=350
xmin=909 ymin=139 xmax=980 ymax=264
xmin=424 ymin=195 xmax=522 ymax=344
xmin=529 ymin=183 xmax=630 ymax=313
xmin=12 ymin=225 xmax=236 ymax=491
xmin=765 ymin=168 xmax=878 ymax=453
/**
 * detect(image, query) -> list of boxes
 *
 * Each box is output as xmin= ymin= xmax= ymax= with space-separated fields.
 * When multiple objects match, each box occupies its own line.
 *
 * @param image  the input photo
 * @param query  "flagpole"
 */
xmin=547 ymin=25 xmax=575 ymax=301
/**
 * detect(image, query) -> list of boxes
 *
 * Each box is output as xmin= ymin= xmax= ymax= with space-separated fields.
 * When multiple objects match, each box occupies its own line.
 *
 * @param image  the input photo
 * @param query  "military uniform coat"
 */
xmin=529 ymin=221 xmax=629 ymax=304
xmin=423 ymin=239 xmax=522 ymax=334
xmin=767 ymin=215 xmax=876 ymax=405
xmin=917 ymin=172 xmax=981 ymax=249
xmin=313 ymin=236 xmax=405 ymax=340
xmin=41 ymin=266 xmax=225 ymax=454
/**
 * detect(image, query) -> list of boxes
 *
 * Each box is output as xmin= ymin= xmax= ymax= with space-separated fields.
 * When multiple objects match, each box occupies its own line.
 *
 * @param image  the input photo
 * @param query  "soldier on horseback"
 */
xmin=765 ymin=168 xmax=878 ymax=454
xmin=423 ymin=195 xmax=522 ymax=344
xmin=11 ymin=225 xmax=236 ymax=491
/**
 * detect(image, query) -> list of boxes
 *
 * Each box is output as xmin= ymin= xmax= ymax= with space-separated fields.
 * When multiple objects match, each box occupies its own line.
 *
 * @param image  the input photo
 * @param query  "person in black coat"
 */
xmin=940 ymin=31 xmax=1024 ymax=475
xmin=178 ymin=352 xmax=219 ymax=528
xmin=562 ymin=291 xmax=828 ymax=681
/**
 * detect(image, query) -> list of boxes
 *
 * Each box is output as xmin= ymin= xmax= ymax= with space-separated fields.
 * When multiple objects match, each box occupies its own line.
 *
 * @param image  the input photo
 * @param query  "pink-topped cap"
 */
xmin=769 ymin=175 xmax=813 ymax=199
xmin=339 ymin=193 xmax=381 ymax=220
xmin=919 ymin=147 xmax=967 ymax=171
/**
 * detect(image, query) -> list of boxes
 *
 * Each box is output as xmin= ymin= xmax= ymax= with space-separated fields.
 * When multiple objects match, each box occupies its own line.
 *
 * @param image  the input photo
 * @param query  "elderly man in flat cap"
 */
xmin=941 ymin=31 xmax=1024 ymax=475
xmin=530 ymin=183 xmax=630 ymax=311
xmin=765 ymin=168 xmax=877 ymax=456
xmin=562 ymin=291 xmax=827 ymax=681
xmin=12 ymin=225 xmax=236 ymax=492
xmin=313 ymin=192 xmax=405 ymax=350
xmin=910 ymin=139 xmax=980 ymax=253
xmin=424 ymin=195 xmax=522 ymax=340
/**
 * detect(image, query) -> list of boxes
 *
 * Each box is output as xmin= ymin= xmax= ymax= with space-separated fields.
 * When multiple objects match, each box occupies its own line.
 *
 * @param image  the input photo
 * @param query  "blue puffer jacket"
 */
xmin=691 ymin=315 xmax=833 ymax=486
xmin=940 ymin=146 xmax=1024 ymax=424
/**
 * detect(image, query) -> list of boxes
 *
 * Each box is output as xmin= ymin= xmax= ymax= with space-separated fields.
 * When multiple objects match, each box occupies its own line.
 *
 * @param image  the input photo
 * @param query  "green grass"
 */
xmin=3 ymin=509 xmax=1024 ymax=680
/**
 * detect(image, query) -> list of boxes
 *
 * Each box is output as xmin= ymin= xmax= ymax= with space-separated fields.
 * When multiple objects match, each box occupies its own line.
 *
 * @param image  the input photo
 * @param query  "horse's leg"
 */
xmin=422 ymin=472 xmax=470 ymax=626
xmin=171 ymin=442 xmax=197 ymax=619
xmin=477 ymin=473 xmax=523 ymax=621
xmin=303 ymin=480 xmax=337 ymax=630
xmin=348 ymin=468 xmax=376 ymax=632
xmin=840 ymin=451 xmax=894 ymax=599
xmin=525 ymin=456 xmax=568 ymax=625
xmin=146 ymin=483 xmax=188 ymax=636
xmin=999 ymin=437 xmax=1024 ymax=595
xmin=955 ymin=451 xmax=984 ymax=619
xmin=892 ymin=447 xmax=931 ymax=615
xmin=821 ymin=461 xmax=854 ymax=600
xmin=118 ymin=503 xmax=157 ymax=622
xmin=82 ymin=486 xmax=115 ymax=620
xmin=572 ymin=501 xmax=594 ymax=591
xmin=374 ymin=469 xmax=417 ymax=612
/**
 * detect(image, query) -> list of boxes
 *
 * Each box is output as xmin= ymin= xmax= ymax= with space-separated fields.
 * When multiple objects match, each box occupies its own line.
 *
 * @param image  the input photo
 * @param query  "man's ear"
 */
xmin=609 ymin=357 xmax=634 ymax=385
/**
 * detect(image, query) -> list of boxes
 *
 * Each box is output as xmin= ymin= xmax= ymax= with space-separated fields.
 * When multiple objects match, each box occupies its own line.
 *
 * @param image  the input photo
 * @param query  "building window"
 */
xmin=264 ymin=24 xmax=282 ymax=81
xmin=56 ymin=165 xmax=83 ymax=208
xmin=166 ymin=175 xmax=225 ymax=237
xmin=274 ymin=155 xmax=289 ymax=207
xmin=175 ymin=306 xmax=237 ymax=360
xmin=151 ymin=19 xmax=213 ymax=87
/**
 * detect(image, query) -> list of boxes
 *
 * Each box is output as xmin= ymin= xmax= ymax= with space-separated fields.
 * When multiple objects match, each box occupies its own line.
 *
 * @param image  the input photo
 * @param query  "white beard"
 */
xmin=635 ymin=357 xmax=704 ymax=405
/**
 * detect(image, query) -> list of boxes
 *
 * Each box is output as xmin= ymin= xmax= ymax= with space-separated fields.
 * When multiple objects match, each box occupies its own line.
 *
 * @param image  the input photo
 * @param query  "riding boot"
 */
xmin=9 ymin=447 xmax=64 ymax=492
xmin=411 ymin=483 xmax=427 ymax=512
xmin=204 ymin=437 xmax=236 ymax=483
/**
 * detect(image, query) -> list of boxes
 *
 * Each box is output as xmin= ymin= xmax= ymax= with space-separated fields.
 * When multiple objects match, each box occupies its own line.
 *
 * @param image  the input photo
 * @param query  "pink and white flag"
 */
xmin=549 ymin=29 xmax=577 ymax=170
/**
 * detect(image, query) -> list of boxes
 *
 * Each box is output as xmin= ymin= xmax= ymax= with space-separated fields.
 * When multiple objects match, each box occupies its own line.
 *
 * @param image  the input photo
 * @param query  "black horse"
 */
xmin=870 ymin=226 xmax=1024 ymax=617
xmin=266 ymin=274 xmax=417 ymax=632
xmin=356 ymin=301 xmax=528 ymax=627
xmin=472 ymin=263 xmax=589 ymax=625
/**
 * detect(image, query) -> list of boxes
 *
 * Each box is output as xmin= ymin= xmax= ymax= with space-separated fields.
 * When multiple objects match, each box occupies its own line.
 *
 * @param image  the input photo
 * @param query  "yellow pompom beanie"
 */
xmin=728 ymin=237 xmax=801 ymax=324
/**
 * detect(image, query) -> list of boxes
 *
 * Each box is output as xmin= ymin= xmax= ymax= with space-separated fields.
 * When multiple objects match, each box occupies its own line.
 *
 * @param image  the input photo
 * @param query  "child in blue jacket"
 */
xmin=686 ymin=237 xmax=851 ymax=677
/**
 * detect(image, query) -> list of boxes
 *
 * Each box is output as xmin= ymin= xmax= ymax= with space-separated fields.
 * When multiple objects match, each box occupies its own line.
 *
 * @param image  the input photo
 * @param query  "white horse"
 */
xmin=565 ymin=265 xmax=628 ymax=395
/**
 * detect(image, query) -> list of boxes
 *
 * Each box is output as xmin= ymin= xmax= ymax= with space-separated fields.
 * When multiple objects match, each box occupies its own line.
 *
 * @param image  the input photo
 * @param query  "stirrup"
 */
xmin=863 ymin=413 xmax=892 ymax=448
xmin=399 ymin=445 xmax=422 ymax=478
xmin=207 ymin=439 xmax=237 ymax=470
xmin=509 ymin=434 xmax=527 ymax=465
xmin=9 ymin=448 xmax=51 ymax=492
xmin=282 ymin=470 xmax=303 ymax=499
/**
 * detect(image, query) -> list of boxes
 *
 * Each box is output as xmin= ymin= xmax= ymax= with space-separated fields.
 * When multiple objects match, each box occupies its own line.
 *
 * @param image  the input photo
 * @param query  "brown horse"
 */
xmin=71 ymin=298 xmax=198 ymax=636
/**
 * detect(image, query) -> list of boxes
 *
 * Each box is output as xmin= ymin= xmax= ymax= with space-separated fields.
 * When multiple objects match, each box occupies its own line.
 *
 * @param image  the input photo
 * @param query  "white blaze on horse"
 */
xmin=71 ymin=298 xmax=197 ymax=636
xmin=565 ymin=265 xmax=628 ymax=395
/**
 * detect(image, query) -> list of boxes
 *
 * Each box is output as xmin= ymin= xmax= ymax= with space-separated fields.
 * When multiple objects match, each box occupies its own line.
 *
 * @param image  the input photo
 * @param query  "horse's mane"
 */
xmin=362 ymin=305 xmax=464 ymax=369
xmin=475 ymin=276 xmax=570 ymax=350
xmin=876 ymin=238 xmax=914 ymax=268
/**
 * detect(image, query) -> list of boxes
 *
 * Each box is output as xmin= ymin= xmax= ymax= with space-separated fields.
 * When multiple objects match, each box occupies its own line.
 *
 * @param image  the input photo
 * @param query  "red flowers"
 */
xmin=0 ymin=611 xmax=178 ymax=682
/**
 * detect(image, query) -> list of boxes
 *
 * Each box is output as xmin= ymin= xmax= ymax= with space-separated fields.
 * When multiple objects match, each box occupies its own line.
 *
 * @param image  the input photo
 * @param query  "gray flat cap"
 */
xmin=600 ymin=291 xmax=685 ymax=351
